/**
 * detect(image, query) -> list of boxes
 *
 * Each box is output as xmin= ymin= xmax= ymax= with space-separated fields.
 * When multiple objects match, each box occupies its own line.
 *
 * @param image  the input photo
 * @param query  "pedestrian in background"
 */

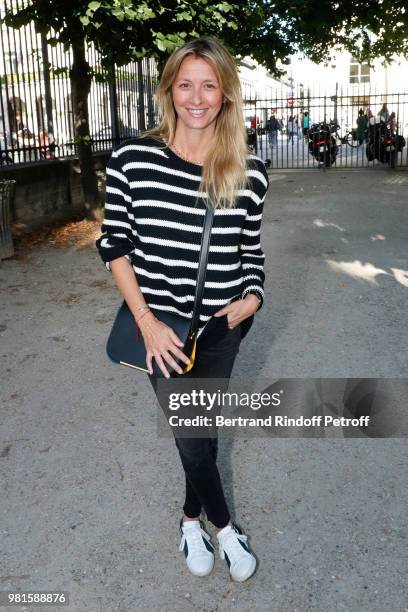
xmin=356 ymin=108 xmax=367 ymax=145
xmin=302 ymin=111 xmax=311 ymax=141
xmin=266 ymin=111 xmax=280 ymax=147
xmin=379 ymin=102 xmax=390 ymax=123
xmin=287 ymin=115 xmax=295 ymax=142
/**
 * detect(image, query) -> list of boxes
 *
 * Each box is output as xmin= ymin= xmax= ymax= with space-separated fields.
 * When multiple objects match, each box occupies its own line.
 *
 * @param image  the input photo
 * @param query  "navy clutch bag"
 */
xmin=106 ymin=302 xmax=193 ymax=376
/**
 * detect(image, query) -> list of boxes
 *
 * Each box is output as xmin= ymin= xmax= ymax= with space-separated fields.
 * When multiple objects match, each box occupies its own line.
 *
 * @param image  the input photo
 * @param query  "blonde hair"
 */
xmin=143 ymin=36 xmax=249 ymax=209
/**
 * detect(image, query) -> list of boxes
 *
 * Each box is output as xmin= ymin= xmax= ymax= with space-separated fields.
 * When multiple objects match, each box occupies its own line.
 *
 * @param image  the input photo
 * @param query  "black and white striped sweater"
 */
xmin=96 ymin=136 xmax=269 ymax=331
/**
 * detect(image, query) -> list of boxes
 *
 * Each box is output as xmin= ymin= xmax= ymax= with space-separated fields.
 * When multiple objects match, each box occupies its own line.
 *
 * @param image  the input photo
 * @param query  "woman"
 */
xmin=96 ymin=36 xmax=269 ymax=582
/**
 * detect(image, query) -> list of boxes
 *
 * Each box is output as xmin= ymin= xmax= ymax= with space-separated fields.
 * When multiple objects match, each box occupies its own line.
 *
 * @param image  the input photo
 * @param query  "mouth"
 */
xmin=187 ymin=108 xmax=208 ymax=117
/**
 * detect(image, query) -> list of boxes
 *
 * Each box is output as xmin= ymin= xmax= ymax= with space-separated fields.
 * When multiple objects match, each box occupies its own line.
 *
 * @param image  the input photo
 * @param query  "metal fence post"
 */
xmin=108 ymin=64 xmax=119 ymax=146
xmin=40 ymin=33 xmax=55 ymax=156
xmin=145 ymin=60 xmax=156 ymax=129
xmin=254 ymin=95 xmax=258 ymax=155
xmin=0 ymin=180 xmax=16 ymax=260
xmin=137 ymin=61 xmax=146 ymax=132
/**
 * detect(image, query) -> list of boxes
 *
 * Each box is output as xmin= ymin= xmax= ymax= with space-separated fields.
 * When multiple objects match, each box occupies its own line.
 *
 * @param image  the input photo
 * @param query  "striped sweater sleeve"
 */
xmin=96 ymin=149 xmax=135 ymax=270
xmin=239 ymin=160 xmax=269 ymax=307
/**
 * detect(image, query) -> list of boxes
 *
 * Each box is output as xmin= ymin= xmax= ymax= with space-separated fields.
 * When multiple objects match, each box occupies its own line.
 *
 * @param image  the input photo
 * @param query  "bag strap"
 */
xmin=189 ymin=205 xmax=214 ymax=336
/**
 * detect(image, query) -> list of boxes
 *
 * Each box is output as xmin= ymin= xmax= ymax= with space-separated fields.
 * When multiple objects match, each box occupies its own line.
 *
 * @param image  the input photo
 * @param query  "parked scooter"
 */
xmin=308 ymin=121 xmax=339 ymax=166
xmin=366 ymin=120 xmax=406 ymax=168
xmin=0 ymin=138 xmax=13 ymax=165
xmin=0 ymin=148 xmax=14 ymax=165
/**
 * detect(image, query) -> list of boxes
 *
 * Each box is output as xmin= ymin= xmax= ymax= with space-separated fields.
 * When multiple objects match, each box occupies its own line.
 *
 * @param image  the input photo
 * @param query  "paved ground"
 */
xmin=0 ymin=168 xmax=407 ymax=612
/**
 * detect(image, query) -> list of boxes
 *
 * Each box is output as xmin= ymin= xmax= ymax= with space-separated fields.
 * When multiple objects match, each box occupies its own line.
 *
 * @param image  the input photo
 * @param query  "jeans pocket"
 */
xmin=210 ymin=318 xmax=241 ymax=352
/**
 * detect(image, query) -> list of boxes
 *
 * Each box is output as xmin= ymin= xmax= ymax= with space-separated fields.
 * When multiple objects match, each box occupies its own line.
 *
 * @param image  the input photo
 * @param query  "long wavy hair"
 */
xmin=143 ymin=36 xmax=249 ymax=209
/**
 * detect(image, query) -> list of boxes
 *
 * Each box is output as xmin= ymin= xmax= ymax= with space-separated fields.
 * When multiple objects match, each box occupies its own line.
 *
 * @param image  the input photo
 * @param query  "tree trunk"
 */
xmin=70 ymin=39 xmax=101 ymax=221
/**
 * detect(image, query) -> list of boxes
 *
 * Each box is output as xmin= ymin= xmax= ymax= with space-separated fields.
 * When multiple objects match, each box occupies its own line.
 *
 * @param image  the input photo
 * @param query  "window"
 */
xmin=349 ymin=58 xmax=370 ymax=84
xmin=349 ymin=96 xmax=369 ymax=107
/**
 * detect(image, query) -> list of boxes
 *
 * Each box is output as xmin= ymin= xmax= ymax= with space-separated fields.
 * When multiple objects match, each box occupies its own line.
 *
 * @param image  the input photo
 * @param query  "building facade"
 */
xmin=288 ymin=51 xmax=408 ymax=135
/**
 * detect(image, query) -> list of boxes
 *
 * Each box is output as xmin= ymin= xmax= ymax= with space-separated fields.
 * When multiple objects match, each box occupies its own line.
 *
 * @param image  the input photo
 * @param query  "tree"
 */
xmin=5 ymin=1 xmax=240 ymax=220
xmin=5 ymin=1 xmax=408 ymax=219
xmin=220 ymin=0 xmax=408 ymax=72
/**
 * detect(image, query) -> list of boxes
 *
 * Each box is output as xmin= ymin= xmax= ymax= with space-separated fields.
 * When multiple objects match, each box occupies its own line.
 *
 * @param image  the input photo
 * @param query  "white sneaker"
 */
xmin=217 ymin=523 xmax=256 ymax=582
xmin=179 ymin=519 xmax=214 ymax=577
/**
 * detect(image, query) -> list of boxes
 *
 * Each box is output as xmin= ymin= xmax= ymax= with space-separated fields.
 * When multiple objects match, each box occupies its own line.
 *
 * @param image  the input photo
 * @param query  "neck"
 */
xmin=172 ymin=124 xmax=215 ymax=159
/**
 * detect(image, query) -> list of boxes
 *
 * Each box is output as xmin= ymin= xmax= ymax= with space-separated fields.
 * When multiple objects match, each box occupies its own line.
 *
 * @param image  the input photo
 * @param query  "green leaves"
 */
xmin=134 ymin=2 xmax=155 ymax=20
xmin=176 ymin=11 xmax=193 ymax=21
xmin=81 ymin=1 xmax=102 ymax=25
xmin=111 ymin=7 xmax=125 ymax=21
xmin=218 ymin=2 xmax=234 ymax=12
xmin=153 ymin=31 xmax=188 ymax=54
xmin=4 ymin=0 xmax=408 ymax=73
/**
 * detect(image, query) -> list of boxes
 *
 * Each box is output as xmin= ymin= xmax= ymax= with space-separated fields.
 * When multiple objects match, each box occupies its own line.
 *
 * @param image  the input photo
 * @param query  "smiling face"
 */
xmin=171 ymin=54 xmax=223 ymax=136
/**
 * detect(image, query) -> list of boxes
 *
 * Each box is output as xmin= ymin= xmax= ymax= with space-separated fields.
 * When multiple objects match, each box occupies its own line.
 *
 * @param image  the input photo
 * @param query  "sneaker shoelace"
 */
xmin=179 ymin=525 xmax=212 ymax=556
xmin=219 ymin=529 xmax=249 ymax=561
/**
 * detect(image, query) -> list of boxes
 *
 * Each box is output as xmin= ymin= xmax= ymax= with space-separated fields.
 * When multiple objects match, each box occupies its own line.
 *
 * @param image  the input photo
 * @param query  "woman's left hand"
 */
xmin=213 ymin=294 xmax=261 ymax=329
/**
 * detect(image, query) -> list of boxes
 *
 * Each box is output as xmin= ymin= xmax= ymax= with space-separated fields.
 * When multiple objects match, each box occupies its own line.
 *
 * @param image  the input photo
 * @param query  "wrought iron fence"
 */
xmin=244 ymin=91 xmax=408 ymax=169
xmin=0 ymin=0 xmax=159 ymax=164
xmin=1 ymin=1 xmax=408 ymax=171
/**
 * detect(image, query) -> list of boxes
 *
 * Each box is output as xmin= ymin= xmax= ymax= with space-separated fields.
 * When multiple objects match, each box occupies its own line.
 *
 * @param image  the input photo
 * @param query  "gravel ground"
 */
xmin=0 ymin=168 xmax=407 ymax=612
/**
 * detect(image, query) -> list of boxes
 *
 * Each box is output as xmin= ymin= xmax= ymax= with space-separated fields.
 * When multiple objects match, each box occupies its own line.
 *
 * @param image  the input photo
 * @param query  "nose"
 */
xmin=190 ymin=85 xmax=203 ymax=106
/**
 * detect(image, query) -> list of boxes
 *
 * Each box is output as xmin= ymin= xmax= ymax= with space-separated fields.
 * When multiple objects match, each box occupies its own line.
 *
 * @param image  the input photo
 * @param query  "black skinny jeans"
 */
xmin=148 ymin=314 xmax=241 ymax=529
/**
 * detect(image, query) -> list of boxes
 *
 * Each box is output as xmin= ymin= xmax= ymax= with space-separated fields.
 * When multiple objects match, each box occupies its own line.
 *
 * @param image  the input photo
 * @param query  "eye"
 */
xmin=178 ymin=82 xmax=190 ymax=89
xmin=204 ymin=83 xmax=216 ymax=89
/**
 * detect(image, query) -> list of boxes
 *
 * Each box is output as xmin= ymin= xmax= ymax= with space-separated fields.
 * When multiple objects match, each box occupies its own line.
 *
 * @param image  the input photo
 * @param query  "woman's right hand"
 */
xmin=138 ymin=312 xmax=191 ymax=378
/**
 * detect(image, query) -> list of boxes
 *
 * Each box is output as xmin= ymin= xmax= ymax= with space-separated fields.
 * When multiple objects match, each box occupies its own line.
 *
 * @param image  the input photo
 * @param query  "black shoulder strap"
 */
xmin=189 ymin=205 xmax=214 ymax=335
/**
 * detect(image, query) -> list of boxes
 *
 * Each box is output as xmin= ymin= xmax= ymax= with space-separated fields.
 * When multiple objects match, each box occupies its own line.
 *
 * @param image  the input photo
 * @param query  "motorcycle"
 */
xmin=366 ymin=121 xmax=406 ymax=168
xmin=308 ymin=121 xmax=339 ymax=167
